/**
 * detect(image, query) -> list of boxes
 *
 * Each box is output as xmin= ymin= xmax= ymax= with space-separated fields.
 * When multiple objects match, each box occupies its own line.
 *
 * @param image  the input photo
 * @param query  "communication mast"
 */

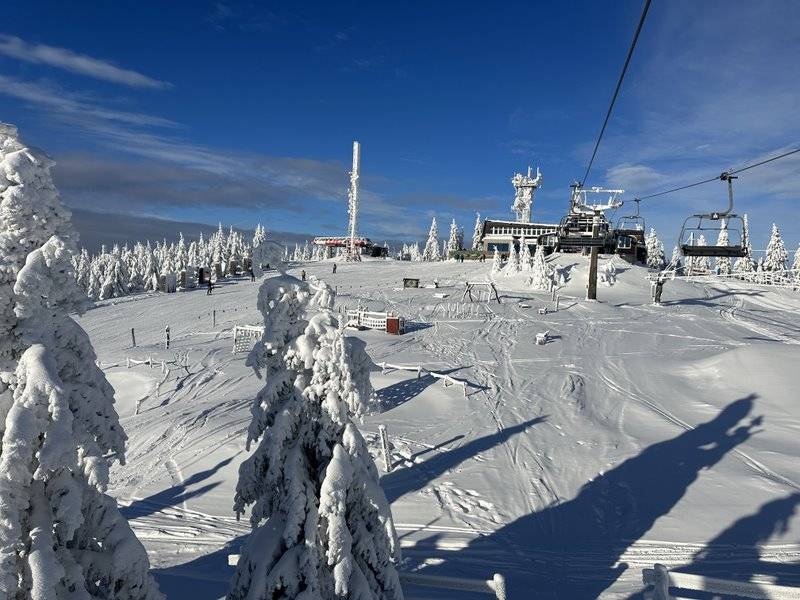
xmin=511 ymin=166 xmax=543 ymax=223
xmin=347 ymin=140 xmax=361 ymax=262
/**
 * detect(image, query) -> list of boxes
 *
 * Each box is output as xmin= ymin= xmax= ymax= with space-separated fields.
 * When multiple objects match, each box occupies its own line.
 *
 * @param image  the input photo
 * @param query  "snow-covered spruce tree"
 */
xmin=471 ymin=213 xmax=482 ymax=250
xmin=0 ymin=124 xmax=161 ymax=599
xmin=230 ymin=276 xmax=402 ymax=600
xmin=422 ymin=217 xmax=440 ymax=262
xmin=793 ymin=243 xmax=800 ymax=273
xmin=502 ymin=241 xmax=520 ymax=276
xmin=251 ymin=223 xmax=268 ymax=274
xmin=529 ymin=244 xmax=555 ymax=291
xmin=99 ymin=251 xmax=128 ymax=300
xmin=409 ymin=243 xmax=421 ymax=262
xmin=490 ymin=246 xmax=502 ymax=275
xmin=715 ymin=220 xmax=732 ymax=275
xmin=670 ymin=246 xmax=682 ymax=271
xmin=764 ymin=223 xmax=788 ymax=271
xmin=519 ymin=237 xmax=532 ymax=272
xmin=734 ymin=214 xmax=754 ymax=273
xmin=694 ymin=235 xmax=710 ymax=273
xmin=446 ymin=219 xmax=460 ymax=258
xmin=645 ymin=228 xmax=665 ymax=270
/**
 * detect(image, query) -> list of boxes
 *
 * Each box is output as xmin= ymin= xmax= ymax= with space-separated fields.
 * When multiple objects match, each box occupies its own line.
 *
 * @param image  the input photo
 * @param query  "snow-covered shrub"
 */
xmin=230 ymin=275 xmax=403 ymax=600
xmin=599 ymin=260 xmax=618 ymax=286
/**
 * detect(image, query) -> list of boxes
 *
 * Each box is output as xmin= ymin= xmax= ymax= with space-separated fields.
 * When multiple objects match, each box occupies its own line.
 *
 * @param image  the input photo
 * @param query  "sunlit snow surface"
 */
xmin=77 ymin=255 xmax=800 ymax=598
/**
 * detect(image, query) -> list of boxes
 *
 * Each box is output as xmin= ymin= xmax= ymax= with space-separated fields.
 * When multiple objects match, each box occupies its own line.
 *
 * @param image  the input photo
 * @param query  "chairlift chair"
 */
xmin=678 ymin=173 xmax=747 ymax=258
xmin=616 ymin=198 xmax=645 ymax=232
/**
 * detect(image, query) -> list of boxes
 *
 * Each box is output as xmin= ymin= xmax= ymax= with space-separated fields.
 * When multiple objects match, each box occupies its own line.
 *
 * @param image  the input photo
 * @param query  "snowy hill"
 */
xmin=78 ymin=256 xmax=800 ymax=598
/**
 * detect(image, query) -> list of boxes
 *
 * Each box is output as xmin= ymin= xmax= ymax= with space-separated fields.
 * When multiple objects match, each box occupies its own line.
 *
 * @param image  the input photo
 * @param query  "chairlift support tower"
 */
xmin=511 ymin=166 xmax=543 ymax=223
xmin=347 ymin=140 xmax=362 ymax=262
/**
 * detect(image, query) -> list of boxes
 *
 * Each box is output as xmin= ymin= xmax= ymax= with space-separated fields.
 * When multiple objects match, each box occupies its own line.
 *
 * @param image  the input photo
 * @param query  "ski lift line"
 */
xmin=635 ymin=147 xmax=800 ymax=203
xmin=580 ymin=0 xmax=652 ymax=187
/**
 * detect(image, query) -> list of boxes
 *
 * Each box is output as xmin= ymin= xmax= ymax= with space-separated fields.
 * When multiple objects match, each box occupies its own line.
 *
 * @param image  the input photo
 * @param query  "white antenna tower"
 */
xmin=347 ymin=140 xmax=361 ymax=262
xmin=511 ymin=165 xmax=543 ymax=223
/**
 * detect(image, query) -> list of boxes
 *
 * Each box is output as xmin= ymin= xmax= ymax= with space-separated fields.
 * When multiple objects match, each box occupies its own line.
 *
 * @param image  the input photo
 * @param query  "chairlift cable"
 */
xmin=636 ymin=146 xmax=800 ymax=203
xmin=580 ymin=0 xmax=652 ymax=187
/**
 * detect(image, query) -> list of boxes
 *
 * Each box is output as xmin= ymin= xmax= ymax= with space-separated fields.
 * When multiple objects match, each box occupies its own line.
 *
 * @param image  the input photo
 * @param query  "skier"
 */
xmin=165 ymin=325 xmax=170 ymax=349
xmin=650 ymin=271 xmax=671 ymax=305
xmin=207 ymin=278 xmax=213 ymax=295
xmin=301 ymin=269 xmax=306 ymax=282
xmin=249 ymin=269 xmax=256 ymax=282
xmin=332 ymin=263 xmax=337 ymax=274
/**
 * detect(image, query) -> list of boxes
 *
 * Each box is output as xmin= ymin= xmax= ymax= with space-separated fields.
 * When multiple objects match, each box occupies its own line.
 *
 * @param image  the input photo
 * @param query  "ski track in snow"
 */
xmin=77 ymin=261 xmax=800 ymax=598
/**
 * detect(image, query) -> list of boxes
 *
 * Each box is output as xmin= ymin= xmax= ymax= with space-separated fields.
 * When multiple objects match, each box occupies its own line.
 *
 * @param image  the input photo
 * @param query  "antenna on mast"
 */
xmin=347 ymin=140 xmax=361 ymax=262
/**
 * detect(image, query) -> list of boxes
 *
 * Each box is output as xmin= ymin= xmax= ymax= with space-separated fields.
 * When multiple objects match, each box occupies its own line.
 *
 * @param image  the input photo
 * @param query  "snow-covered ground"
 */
xmin=77 ymin=255 xmax=800 ymax=599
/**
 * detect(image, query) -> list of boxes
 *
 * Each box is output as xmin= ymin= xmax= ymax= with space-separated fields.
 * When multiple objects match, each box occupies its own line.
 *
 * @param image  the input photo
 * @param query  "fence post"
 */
xmin=378 ymin=425 xmax=392 ymax=473
xmin=642 ymin=563 xmax=670 ymax=600
xmin=130 ymin=327 xmax=136 ymax=348
xmin=213 ymin=309 xmax=216 ymax=327
xmin=492 ymin=573 xmax=507 ymax=600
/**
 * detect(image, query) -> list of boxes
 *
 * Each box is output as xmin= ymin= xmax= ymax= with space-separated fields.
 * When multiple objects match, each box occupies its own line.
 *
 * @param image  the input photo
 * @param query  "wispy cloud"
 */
xmin=0 ymin=75 xmax=178 ymax=128
xmin=0 ymin=34 xmax=171 ymax=89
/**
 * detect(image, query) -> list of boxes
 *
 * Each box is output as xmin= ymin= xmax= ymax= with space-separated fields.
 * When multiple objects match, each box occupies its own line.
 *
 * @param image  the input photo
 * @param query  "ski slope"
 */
xmin=76 ymin=254 xmax=800 ymax=599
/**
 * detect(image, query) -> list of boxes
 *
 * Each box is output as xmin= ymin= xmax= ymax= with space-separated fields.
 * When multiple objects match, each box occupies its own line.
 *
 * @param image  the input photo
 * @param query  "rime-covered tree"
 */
xmin=100 ymin=251 xmax=127 ymax=300
xmin=422 ymin=217 xmax=440 ymax=262
xmin=519 ymin=237 xmax=532 ymax=271
xmin=734 ymin=214 xmax=754 ymax=273
xmin=645 ymin=228 xmax=665 ymax=270
xmin=409 ymin=243 xmax=422 ymax=262
xmin=715 ymin=220 xmax=732 ymax=275
xmin=529 ymin=244 xmax=554 ymax=291
xmin=230 ymin=277 xmax=403 ymax=600
xmin=446 ymin=219 xmax=460 ymax=257
xmin=490 ymin=246 xmax=502 ymax=274
xmin=764 ymin=223 xmax=788 ymax=271
xmin=791 ymin=244 xmax=800 ymax=282
xmin=502 ymin=241 xmax=520 ymax=276
xmin=0 ymin=124 xmax=160 ymax=600
xmin=251 ymin=223 xmax=268 ymax=274
xmin=669 ymin=246 xmax=682 ymax=271
xmin=694 ymin=235 xmax=710 ymax=273
xmin=471 ymin=213 xmax=482 ymax=250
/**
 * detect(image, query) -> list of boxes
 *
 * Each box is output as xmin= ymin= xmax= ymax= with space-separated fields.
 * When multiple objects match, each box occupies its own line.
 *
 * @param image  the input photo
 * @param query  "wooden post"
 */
xmin=130 ymin=327 xmax=136 ymax=348
xmin=213 ymin=310 xmax=216 ymax=327
xmin=587 ymin=216 xmax=599 ymax=300
xmin=378 ymin=425 xmax=392 ymax=473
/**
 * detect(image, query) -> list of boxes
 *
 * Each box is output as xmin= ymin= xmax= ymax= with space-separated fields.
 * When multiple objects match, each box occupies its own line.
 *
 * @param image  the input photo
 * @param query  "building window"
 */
xmin=617 ymin=236 xmax=632 ymax=250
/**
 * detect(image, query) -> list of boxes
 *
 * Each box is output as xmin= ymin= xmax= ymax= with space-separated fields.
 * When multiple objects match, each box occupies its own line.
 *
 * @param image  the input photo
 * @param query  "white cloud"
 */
xmin=0 ymin=34 xmax=171 ymax=89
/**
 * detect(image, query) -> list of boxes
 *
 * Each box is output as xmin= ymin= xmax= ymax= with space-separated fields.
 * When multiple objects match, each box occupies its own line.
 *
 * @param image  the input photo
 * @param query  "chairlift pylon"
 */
xmin=678 ymin=173 xmax=747 ymax=258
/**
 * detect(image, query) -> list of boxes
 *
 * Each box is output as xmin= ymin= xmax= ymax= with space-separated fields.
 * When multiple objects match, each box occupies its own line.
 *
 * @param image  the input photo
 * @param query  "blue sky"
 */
xmin=2 ymin=1 xmax=799 ymax=251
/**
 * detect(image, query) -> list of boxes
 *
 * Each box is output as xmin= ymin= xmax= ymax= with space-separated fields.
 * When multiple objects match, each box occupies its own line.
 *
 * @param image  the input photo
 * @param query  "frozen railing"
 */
xmin=400 ymin=572 xmax=507 ymax=599
xmin=643 ymin=563 xmax=800 ymax=600
xmin=378 ymin=361 xmax=471 ymax=397
xmin=346 ymin=309 xmax=387 ymax=330
xmin=680 ymin=269 xmax=800 ymax=289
